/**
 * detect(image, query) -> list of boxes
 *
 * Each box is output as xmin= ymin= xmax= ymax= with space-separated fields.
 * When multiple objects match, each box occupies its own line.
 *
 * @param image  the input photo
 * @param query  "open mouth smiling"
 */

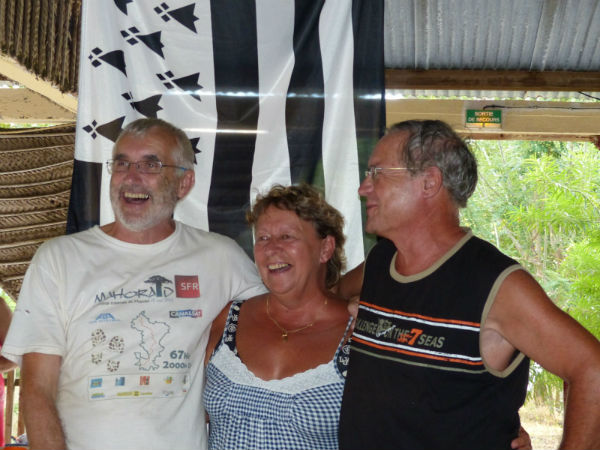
xmin=123 ymin=191 xmax=150 ymax=203
xmin=268 ymin=263 xmax=290 ymax=272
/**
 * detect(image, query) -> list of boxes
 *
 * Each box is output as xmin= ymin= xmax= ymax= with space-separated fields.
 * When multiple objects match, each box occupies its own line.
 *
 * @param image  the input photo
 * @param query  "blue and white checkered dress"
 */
xmin=204 ymin=301 xmax=352 ymax=450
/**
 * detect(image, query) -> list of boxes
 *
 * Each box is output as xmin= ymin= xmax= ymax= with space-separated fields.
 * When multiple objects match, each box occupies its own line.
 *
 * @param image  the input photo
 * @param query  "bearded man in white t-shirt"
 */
xmin=2 ymin=118 xmax=264 ymax=450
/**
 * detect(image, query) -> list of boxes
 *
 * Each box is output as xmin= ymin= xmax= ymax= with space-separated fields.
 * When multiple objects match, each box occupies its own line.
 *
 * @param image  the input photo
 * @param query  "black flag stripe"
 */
xmin=286 ymin=0 xmax=326 ymax=186
xmin=207 ymin=0 xmax=260 ymax=255
xmin=352 ymin=0 xmax=386 ymax=255
xmin=66 ymin=160 xmax=103 ymax=233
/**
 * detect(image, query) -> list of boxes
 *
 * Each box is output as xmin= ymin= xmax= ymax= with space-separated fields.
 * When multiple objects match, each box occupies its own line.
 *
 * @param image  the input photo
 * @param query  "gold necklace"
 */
xmin=266 ymin=295 xmax=327 ymax=341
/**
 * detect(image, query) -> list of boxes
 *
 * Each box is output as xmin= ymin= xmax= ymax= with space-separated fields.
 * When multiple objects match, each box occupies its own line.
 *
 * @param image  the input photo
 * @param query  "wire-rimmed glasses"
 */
xmin=106 ymin=159 xmax=188 ymax=174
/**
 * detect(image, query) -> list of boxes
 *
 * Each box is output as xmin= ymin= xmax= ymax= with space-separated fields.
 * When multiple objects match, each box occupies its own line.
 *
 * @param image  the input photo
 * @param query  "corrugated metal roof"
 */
xmin=384 ymin=0 xmax=600 ymax=99
xmin=385 ymin=0 xmax=600 ymax=71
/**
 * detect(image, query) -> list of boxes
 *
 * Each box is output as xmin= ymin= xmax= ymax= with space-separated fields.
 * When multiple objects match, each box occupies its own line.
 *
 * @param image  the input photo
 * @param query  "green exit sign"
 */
xmin=465 ymin=109 xmax=502 ymax=128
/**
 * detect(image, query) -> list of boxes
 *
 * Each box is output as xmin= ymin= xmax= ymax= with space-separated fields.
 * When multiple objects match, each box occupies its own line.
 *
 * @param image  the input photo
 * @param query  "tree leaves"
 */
xmin=462 ymin=140 xmax=600 ymax=407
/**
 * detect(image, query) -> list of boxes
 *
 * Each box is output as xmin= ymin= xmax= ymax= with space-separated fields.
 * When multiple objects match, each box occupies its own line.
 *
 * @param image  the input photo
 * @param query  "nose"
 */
xmin=121 ymin=163 xmax=144 ymax=181
xmin=358 ymin=175 xmax=372 ymax=197
xmin=263 ymin=238 xmax=280 ymax=252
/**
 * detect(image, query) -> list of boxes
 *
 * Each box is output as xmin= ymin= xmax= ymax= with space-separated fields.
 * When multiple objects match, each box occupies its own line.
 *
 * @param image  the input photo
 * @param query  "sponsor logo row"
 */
xmin=95 ymin=274 xmax=201 ymax=304
xmin=92 ymin=309 xmax=202 ymax=323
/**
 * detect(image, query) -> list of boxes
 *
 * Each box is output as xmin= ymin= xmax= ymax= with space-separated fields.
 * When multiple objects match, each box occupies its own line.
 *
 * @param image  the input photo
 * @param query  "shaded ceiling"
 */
xmin=0 ymin=124 xmax=75 ymax=300
xmin=0 ymin=0 xmax=80 ymax=93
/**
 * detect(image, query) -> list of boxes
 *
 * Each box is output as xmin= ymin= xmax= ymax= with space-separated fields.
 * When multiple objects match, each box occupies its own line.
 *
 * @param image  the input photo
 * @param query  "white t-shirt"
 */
xmin=2 ymin=222 xmax=265 ymax=450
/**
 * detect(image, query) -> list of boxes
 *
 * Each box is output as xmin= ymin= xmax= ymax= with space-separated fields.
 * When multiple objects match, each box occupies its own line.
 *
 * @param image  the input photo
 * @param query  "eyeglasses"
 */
xmin=106 ymin=159 xmax=188 ymax=174
xmin=364 ymin=166 xmax=409 ymax=180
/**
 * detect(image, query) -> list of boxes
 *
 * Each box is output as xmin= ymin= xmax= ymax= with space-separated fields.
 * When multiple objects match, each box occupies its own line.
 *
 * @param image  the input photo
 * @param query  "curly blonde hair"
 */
xmin=247 ymin=184 xmax=346 ymax=288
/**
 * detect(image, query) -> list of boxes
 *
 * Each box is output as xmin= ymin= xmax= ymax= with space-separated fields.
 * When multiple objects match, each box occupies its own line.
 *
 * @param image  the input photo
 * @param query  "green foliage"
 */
xmin=0 ymin=123 xmax=54 ymax=129
xmin=462 ymin=140 xmax=600 ymax=409
xmin=523 ymin=141 xmax=568 ymax=158
xmin=0 ymin=288 xmax=16 ymax=311
xmin=560 ymin=233 xmax=600 ymax=338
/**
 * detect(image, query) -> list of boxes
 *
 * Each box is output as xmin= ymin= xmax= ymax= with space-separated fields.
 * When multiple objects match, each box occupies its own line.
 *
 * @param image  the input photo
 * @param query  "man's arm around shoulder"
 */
xmin=21 ymin=352 xmax=66 ymax=450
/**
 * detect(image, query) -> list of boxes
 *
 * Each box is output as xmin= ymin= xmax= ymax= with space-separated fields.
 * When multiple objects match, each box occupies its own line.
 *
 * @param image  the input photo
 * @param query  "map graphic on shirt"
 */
xmin=131 ymin=311 xmax=171 ymax=371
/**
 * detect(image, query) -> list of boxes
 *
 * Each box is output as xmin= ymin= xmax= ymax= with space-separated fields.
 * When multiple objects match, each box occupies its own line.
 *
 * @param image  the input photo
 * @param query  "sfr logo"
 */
xmin=175 ymin=275 xmax=200 ymax=298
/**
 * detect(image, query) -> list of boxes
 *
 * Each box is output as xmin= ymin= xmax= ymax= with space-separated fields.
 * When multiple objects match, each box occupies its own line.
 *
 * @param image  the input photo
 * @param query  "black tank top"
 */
xmin=339 ymin=233 xmax=530 ymax=450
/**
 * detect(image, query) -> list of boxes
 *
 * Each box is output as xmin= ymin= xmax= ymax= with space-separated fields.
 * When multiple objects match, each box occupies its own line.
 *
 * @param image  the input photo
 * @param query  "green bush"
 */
xmin=462 ymin=140 xmax=600 ymax=410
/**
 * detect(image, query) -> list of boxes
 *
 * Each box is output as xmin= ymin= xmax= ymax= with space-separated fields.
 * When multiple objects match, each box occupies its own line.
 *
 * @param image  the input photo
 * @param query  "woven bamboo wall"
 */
xmin=0 ymin=0 xmax=81 ymax=93
xmin=0 ymin=124 xmax=75 ymax=300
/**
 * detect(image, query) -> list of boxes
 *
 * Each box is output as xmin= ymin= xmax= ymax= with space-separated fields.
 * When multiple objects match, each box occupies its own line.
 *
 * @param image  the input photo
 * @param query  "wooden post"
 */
xmin=4 ymin=370 xmax=15 ymax=443
xmin=17 ymin=384 xmax=24 ymax=437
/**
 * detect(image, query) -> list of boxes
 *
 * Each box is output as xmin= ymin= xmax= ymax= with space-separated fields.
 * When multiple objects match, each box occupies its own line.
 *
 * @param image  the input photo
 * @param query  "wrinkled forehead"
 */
xmin=370 ymin=132 xmax=408 ymax=165
xmin=113 ymin=128 xmax=177 ymax=160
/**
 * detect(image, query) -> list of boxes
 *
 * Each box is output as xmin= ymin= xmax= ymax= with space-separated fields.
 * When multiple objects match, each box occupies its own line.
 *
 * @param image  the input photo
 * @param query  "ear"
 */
xmin=177 ymin=169 xmax=195 ymax=199
xmin=422 ymin=166 xmax=443 ymax=199
xmin=319 ymin=235 xmax=336 ymax=264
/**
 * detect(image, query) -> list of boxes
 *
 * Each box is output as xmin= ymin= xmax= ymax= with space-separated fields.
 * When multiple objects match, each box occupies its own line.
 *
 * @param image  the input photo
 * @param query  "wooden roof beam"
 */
xmin=386 ymin=98 xmax=600 ymax=143
xmin=385 ymin=69 xmax=600 ymax=92
xmin=0 ymin=54 xmax=78 ymax=114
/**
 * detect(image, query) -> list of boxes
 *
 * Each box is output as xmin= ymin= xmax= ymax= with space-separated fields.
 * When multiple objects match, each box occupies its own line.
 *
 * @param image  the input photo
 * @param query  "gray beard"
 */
xmin=111 ymin=200 xmax=175 ymax=232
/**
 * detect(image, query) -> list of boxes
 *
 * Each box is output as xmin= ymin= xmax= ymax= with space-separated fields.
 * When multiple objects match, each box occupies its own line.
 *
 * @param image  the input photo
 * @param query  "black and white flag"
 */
xmin=69 ymin=0 xmax=385 ymax=269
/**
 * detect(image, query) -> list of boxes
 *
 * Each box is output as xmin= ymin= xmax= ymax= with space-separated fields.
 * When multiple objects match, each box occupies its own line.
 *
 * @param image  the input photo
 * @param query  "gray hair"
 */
xmin=386 ymin=120 xmax=477 ymax=207
xmin=114 ymin=118 xmax=195 ymax=170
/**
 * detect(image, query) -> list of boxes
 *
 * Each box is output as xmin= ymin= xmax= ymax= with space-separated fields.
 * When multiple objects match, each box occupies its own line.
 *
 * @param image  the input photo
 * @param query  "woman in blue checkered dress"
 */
xmin=203 ymin=184 xmax=353 ymax=450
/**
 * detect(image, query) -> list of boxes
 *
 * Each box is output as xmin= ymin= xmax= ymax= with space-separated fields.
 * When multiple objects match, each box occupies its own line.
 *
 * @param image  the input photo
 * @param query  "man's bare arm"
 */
xmin=21 ymin=352 xmax=66 ymax=450
xmin=335 ymin=262 xmax=364 ymax=300
xmin=0 ymin=297 xmax=17 ymax=372
xmin=485 ymin=270 xmax=600 ymax=450
xmin=0 ymin=356 xmax=16 ymax=372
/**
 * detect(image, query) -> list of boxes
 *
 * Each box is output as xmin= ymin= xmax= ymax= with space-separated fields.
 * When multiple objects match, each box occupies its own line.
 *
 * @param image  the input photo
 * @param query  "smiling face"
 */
xmin=253 ymin=206 xmax=333 ymax=298
xmin=109 ymin=127 xmax=188 ymax=234
xmin=358 ymin=132 xmax=423 ymax=239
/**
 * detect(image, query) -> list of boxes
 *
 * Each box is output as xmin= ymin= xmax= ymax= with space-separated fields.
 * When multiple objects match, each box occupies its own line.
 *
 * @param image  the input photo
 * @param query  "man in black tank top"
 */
xmin=338 ymin=120 xmax=600 ymax=449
